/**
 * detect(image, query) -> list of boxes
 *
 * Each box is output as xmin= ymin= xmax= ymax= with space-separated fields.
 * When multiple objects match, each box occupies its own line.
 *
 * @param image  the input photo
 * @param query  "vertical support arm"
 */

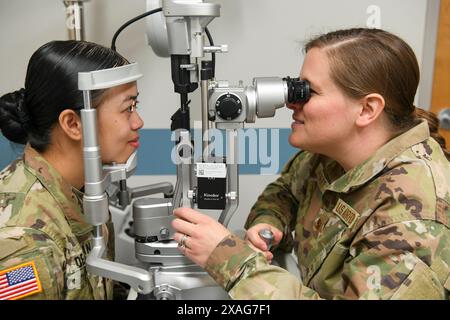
xmin=218 ymin=129 xmax=239 ymax=227
xmin=79 ymin=64 xmax=155 ymax=295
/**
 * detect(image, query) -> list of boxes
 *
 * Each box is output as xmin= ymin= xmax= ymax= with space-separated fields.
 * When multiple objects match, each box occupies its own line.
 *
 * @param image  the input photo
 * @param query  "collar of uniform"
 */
xmin=324 ymin=119 xmax=430 ymax=194
xmin=22 ymin=144 xmax=92 ymax=235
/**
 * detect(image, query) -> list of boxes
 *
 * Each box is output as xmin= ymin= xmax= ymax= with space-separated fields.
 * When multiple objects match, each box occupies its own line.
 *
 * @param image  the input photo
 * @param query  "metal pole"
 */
xmin=219 ymin=129 xmax=239 ymax=226
xmin=201 ymin=78 xmax=210 ymax=161
xmin=64 ymin=0 xmax=88 ymax=40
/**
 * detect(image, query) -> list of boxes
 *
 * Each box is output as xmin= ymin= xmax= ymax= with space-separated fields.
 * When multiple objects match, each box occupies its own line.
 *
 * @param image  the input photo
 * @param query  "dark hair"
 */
xmin=0 ymin=40 xmax=129 ymax=152
xmin=305 ymin=28 xmax=450 ymax=161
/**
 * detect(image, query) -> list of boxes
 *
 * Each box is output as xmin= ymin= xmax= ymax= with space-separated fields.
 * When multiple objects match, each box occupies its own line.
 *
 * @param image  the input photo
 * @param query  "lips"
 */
xmin=291 ymin=114 xmax=305 ymax=130
xmin=128 ymin=137 xmax=140 ymax=148
xmin=292 ymin=115 xmax=305 ymax=124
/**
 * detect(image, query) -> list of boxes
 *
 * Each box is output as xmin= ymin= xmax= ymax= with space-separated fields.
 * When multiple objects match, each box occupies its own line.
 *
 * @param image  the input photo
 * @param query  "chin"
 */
xmin=288 ymin=135 xmax=304 ymax=149
xmin=114 ymin=156 xmax=131 ymax=164
xmin=102 ymin=148 xmax=135 ymax=164
xmin=118 ymin=151 xmax=136 ymax=164
xmin=101 ymin=155 xmax=128 ymax=165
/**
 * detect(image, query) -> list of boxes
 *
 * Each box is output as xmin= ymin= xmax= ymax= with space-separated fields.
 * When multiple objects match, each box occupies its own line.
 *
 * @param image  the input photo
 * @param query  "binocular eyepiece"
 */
xmin=209 ymin=76 xmax=311 ymax=126
xmin=283 ymin=77 xmax=311 ymax=104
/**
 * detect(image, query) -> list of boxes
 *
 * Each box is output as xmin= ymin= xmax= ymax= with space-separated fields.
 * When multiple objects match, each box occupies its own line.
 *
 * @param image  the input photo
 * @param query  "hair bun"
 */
xmin=15 ymin=88 xmax=30 ymax=127
xmin=0 ymin=88 xmax=29 ymax=144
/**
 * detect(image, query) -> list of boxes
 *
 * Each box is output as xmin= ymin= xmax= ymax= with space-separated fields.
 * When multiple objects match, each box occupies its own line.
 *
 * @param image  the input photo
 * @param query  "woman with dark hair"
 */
xmin=0 ymin=40 xmax=143 ymax=300
xmin=171 ymin=28 xmax=450 ymax=299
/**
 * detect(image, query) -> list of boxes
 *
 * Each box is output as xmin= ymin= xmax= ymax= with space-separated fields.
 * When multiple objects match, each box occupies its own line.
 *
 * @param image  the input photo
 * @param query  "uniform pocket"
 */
xmin=300 ymin=209 xmax=347 ymax=284
xmin=0 ymin=238 xmax=27 ymax=260
xmin=391 ymin=258 xmax=445 ymax=300
xmin=308 ymin=243 xmax=349 ymax=298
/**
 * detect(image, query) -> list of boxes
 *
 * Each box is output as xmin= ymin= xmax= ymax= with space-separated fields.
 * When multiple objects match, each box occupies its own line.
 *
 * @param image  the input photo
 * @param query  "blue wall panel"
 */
xmin=0 ymin=129 xmax=298 ymax=175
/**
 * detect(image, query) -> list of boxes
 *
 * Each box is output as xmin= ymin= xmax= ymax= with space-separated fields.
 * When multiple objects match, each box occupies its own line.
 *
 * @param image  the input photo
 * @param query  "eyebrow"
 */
xmin=122 ymin=92 xmax=139 ymax=103
xmin=301 ymin=77 xmax=320 ymax=90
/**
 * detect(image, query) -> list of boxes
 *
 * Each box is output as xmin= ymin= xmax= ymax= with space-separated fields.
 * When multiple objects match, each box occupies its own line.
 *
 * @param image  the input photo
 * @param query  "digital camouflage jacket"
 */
xmin=205 ymin=120 xmax=450 ymax=299
xmin=0 ymin=145 xmax=114 ymax=300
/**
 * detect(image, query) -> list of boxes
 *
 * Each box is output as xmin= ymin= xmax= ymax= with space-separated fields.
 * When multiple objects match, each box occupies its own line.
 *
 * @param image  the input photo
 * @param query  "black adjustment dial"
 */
xmin=215 ymin=93 xmax=242 ymax=120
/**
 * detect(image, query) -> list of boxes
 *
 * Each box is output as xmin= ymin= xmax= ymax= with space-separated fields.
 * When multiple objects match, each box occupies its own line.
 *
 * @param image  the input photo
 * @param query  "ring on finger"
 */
xmin=180 ymin=234 xmax=189 ymax=248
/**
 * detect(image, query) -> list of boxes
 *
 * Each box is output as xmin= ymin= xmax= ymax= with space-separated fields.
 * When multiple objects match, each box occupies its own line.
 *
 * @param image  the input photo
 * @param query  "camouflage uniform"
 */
xmin=205 ymin=120 xmax=450 ymax=299
xmin=0 ymin=145 xmax=114 ymax=299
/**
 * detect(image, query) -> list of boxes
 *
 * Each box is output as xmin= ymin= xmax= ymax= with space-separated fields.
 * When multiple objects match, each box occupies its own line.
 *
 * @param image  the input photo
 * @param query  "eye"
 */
xmin=126 ymin=100 xmax=139 ymax=113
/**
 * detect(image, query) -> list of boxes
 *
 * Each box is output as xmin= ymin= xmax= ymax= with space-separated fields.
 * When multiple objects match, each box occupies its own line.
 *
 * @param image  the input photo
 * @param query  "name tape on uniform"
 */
xmin=332 ymin=198 xmax=360 ymax=228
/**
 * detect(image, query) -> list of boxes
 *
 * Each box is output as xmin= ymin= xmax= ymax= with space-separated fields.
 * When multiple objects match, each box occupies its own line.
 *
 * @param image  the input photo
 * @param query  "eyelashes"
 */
xmin=126 ymin=100 xmax=140 ymax=113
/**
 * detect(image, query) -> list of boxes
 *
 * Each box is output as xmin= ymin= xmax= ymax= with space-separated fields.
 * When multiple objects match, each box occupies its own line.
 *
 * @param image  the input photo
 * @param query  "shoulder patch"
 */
xmin=0 ymin=261 xmax=42 ymax=300
xmin=332 ymin=198 xmax=360 ymax=228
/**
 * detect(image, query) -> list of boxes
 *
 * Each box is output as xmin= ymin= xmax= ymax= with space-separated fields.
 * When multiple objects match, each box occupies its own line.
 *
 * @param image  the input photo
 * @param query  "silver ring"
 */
xmin=180 ymin=234 xmax=188 ymax=248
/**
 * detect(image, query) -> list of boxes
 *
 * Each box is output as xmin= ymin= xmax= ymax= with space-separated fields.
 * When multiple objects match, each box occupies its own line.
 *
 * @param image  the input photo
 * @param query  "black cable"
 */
xmin=111 ymin=7 xmax=163 ymax=51
xmin=205 ymin=27 xmax=215 ymax=78
xmin=111 ymin=7 xmax=217 ymax=78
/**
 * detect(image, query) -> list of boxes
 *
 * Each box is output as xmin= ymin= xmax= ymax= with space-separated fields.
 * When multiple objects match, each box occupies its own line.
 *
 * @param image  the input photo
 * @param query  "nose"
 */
xmin=286 ymin=101 xmax=303 ymax=111
xmin=130 ymin=111 xmax=144 ymax=130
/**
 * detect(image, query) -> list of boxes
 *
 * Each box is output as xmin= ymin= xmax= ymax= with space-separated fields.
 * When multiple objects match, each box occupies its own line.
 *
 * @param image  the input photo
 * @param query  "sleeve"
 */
xmin=244 ymin=151 xmax=308 ymax=248
xmin=205 ymin=233 xmax=322 ymax=299
xmin=0 ymin=228 xmax=65 ymax=300
xmin=205 ymin=221 xmax=449 ymax=300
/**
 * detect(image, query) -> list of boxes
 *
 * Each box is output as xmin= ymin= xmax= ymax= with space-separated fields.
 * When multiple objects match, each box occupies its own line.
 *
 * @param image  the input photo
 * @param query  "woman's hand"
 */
xmin=171 ymin=207 xmax=231 ymax=268
xmin=246 ymin=223 xmax=283 ymax=256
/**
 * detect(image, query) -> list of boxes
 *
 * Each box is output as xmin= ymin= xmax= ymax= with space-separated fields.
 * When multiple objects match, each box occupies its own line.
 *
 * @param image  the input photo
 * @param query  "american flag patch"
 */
xmin=0 ymin=261 xmax=42 ymax=300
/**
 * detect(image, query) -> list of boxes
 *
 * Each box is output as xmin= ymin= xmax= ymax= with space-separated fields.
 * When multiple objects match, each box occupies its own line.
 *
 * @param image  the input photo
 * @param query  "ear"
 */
xmin=58 ymin=109 xmax=82 ymax=141
xmin=355 ymin=93 xmax=385 ymax=128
